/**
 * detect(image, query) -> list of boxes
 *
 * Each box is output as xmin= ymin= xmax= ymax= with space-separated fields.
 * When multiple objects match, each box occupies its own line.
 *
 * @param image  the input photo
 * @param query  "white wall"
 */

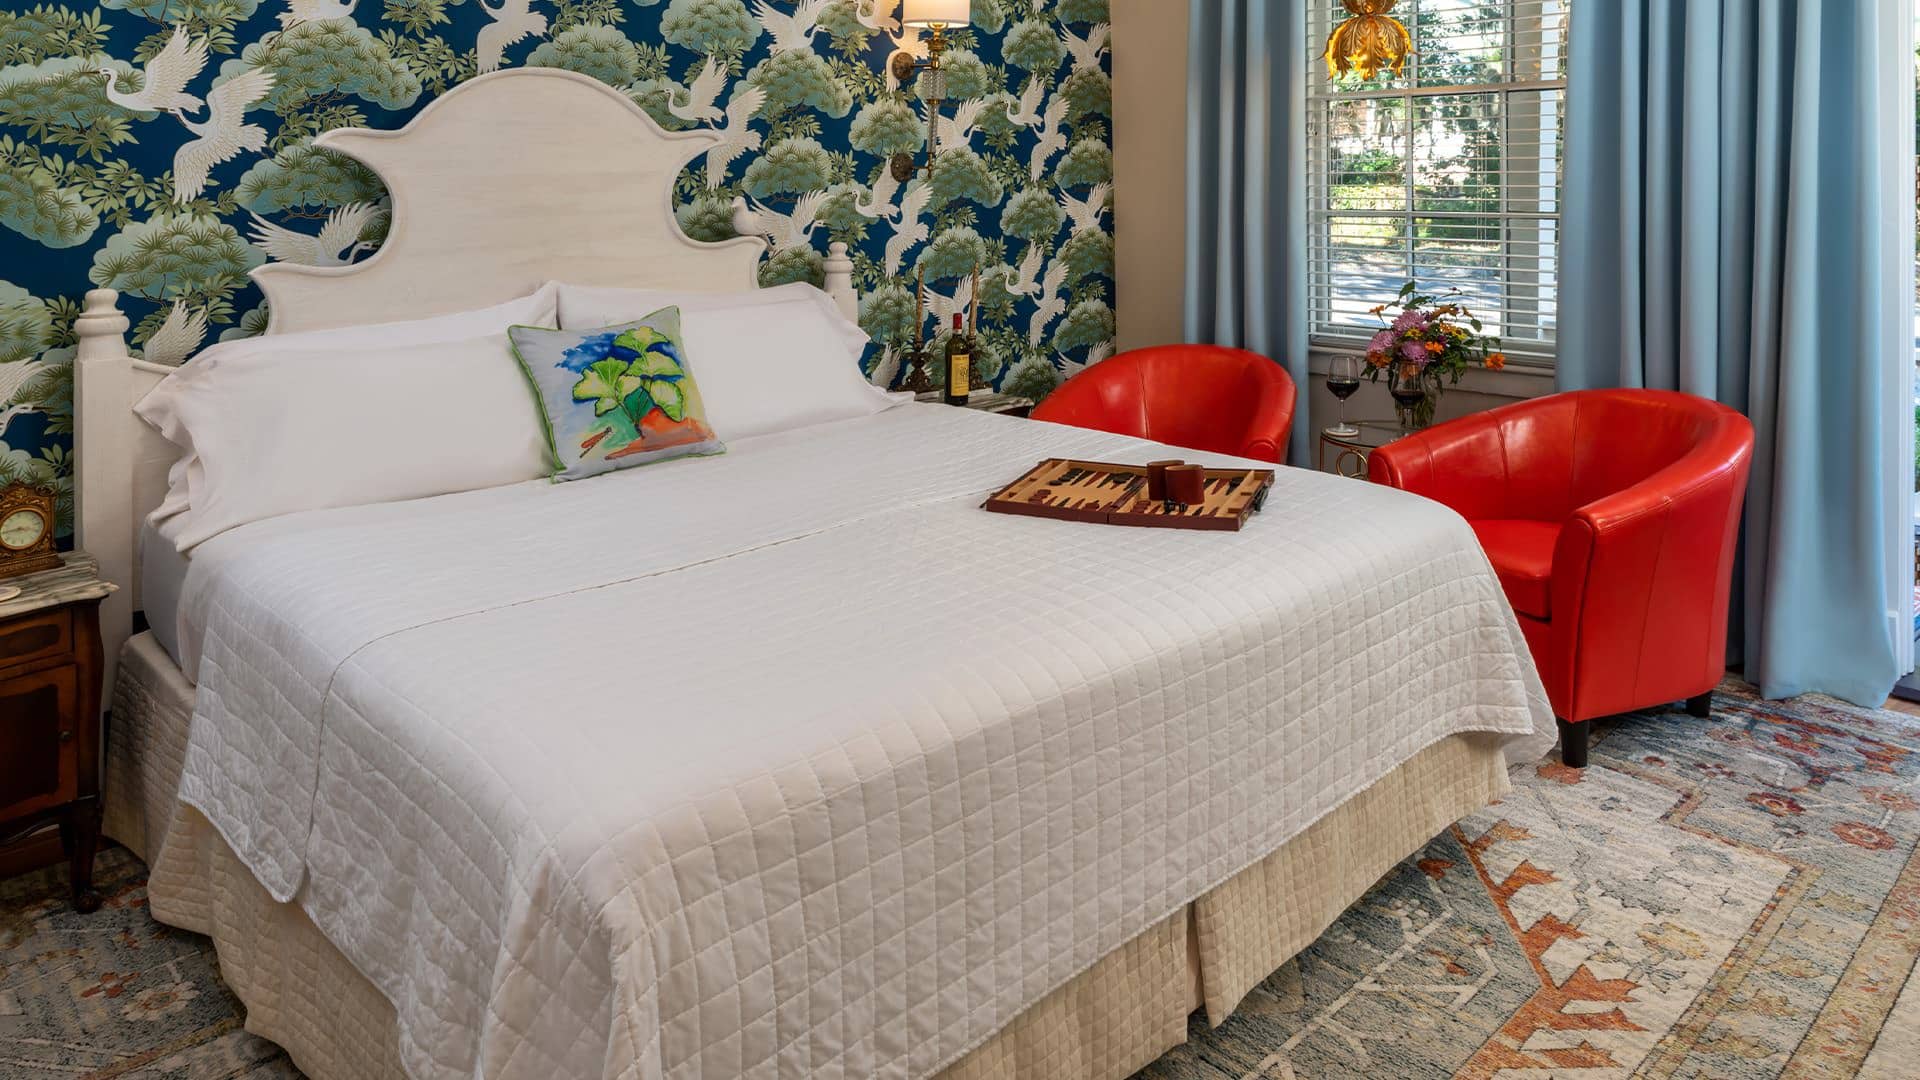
xmin=1111 ymin=0 xmax=1189 ymax=353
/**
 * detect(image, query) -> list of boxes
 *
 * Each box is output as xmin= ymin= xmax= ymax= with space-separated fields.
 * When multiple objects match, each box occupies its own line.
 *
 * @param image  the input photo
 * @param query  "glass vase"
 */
xmin=1387 ymin=362 xmax=1437 ymax=433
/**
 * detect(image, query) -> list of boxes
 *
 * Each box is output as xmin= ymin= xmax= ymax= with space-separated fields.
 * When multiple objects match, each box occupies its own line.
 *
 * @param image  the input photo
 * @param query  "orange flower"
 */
xmin=1365 ymin=351 xmax=1389 ymax=368
xmin=1368 ymin=303 xmax=1387 ymax=316
xmin=1485 ymin=352 xmax=1507 ymax=370
xmin=1424 ymin=341 xmax=1443 ymax=354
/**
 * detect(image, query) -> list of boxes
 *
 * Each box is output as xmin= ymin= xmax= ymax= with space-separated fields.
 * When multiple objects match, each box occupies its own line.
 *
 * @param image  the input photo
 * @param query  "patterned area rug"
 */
xmin=0 ymin=848 xmax=295 ymax=1078
xmin=1142 ymin=683 xmax=1920 ymax=1079
xmin=3 ymin=682 xmax=1918 ymax=1079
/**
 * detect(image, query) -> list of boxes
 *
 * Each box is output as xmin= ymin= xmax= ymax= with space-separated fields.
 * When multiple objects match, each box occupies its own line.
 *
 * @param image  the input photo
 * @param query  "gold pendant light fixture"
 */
xmin=1324 ymin=0 xmax=1413 ymax=81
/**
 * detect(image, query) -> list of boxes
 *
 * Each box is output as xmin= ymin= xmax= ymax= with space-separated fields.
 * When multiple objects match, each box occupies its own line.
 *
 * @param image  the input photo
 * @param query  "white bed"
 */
xmin=138 ymin=519 xmax=189 ymax=670
xmin=77 ymin=69 xmax=1554 ymax=1080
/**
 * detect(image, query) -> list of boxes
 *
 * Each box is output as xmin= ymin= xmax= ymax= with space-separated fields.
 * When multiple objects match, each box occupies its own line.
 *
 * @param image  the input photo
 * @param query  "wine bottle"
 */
xmin=943 ymin=312 xmax=971 ymax=405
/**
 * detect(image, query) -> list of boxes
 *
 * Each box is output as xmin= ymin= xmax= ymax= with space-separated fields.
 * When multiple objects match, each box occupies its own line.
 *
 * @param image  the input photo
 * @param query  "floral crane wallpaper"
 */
xmin=0 ymin=0 xmax=1115 ymax=536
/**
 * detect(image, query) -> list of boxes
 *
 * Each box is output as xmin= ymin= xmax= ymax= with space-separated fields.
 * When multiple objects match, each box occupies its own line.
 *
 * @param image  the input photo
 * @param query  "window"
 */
xmin=1306 ymin=0 xmax=1569 ymax=357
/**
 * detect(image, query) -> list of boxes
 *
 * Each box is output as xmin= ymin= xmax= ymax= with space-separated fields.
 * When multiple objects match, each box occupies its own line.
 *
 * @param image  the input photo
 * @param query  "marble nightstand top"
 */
xmin=0 ymin=552 xmax=116 ymax=621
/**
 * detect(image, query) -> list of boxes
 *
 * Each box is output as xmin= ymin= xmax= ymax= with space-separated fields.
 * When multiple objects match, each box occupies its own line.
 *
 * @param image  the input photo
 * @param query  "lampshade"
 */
xmin=902 ymin=0 xmax=969 ymax=27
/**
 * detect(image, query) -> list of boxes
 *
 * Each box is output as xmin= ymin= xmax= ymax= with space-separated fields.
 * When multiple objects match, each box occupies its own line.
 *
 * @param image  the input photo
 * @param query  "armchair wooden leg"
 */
xmin=1685 ymin=691 xmax=1713 ymax=718
xmin=1556 ymin=718 xmax=1588 ymax=769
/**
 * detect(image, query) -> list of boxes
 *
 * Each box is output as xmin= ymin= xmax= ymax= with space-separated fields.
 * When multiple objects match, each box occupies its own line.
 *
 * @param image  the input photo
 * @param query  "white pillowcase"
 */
xmin=138 ymin=284 xmax=560 ymax=550
xmin=558 ymin=282 xmax=901 ymax=441
xmin=140 ymin=333 xmax=551 ymax=551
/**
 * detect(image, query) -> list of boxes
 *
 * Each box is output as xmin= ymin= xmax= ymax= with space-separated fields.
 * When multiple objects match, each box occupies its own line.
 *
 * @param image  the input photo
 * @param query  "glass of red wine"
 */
xmin=1325 ymin=354 xmax=1362 ymax=438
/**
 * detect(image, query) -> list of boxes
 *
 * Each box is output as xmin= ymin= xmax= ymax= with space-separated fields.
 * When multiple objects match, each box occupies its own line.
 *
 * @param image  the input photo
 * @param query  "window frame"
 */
xmin=1304 ymin=0 xmax=1568 ymax=368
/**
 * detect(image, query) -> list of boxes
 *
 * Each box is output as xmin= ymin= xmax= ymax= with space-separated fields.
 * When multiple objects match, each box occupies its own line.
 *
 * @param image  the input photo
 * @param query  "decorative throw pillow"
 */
xmin=508 ymin=307 xmax=724 ymax=481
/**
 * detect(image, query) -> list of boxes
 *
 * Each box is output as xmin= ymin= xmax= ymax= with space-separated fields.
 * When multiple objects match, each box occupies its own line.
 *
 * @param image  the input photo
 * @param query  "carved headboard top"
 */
xmin=253 ymin=67 xmax=772 ymax=335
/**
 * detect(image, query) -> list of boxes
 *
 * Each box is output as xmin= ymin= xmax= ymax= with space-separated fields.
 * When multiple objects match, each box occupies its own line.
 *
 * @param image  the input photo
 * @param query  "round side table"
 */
xmin=1318 ymin=420 xmax=1408 ymax=479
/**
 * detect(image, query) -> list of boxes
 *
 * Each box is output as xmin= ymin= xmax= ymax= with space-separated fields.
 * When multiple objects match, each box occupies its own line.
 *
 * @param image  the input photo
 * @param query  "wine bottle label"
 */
xmin=950 ymin=353 xmax=970 ymax=396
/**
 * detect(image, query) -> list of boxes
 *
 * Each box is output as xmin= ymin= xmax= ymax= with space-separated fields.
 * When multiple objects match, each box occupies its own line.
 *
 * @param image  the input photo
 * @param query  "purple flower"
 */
xmin=1398 ymin=341 xmax=1431 ymax=365
xmin=1391 ymin=309 xmax=1429 ymax=333
xmin=1368 ymin=329 xmax=1396 ymax=354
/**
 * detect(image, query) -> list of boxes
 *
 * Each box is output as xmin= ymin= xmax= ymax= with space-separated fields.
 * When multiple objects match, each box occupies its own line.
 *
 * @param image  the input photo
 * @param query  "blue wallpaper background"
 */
xmin=0 ymin=0 xmax=1115 ymax=535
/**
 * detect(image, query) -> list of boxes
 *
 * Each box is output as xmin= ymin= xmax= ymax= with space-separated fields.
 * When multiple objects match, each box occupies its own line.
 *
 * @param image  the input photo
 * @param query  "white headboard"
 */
xmin=73 ymin=68 xmax=858 ymax=691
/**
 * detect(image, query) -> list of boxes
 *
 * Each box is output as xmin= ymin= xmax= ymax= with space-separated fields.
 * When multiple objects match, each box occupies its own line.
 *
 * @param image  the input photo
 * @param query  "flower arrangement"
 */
xmin=1364 ymin=281 xmax=1508 ymax=430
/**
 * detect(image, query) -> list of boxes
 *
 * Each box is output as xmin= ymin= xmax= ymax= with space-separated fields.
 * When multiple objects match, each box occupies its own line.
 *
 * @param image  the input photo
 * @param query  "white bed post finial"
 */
xmin=74 ymin=287 xmax=136 ymax=704
xmin=824 ymin=242 xmax=857 ymax=323
xmin=76 ymin=288 xmax=130 ymax=356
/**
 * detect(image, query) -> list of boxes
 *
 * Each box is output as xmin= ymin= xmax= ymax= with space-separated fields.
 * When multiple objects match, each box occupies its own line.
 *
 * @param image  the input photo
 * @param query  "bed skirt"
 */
xmin=103 ymin=632 xmax=1512 ymax=1080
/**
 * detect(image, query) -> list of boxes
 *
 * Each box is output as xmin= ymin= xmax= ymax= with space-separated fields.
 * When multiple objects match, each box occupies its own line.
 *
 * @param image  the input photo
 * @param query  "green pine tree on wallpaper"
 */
xmin=0 ymin=0 xmax=1114 ymax=537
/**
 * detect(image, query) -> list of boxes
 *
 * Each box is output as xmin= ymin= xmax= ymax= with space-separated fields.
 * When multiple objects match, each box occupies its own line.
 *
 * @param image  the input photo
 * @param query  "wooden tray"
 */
xmin=982 ymin=458 xmax=1274 ymax=531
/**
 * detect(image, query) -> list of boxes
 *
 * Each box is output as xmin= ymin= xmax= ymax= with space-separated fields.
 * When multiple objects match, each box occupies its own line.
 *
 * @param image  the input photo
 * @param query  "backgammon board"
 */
xmin=982 ymin=458 xmax=1275 ymax=531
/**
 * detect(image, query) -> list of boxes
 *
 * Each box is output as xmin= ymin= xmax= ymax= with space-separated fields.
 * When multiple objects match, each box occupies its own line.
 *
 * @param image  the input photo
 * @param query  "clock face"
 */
xmin=0 ymin=508 xmax=45 ymax=550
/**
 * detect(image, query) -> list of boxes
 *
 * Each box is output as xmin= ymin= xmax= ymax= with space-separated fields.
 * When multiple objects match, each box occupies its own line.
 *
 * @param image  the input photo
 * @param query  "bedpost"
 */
xmin=73 ymin=288 xmax=134 ymax=704
xmin=824 ymin=242 xmax=858 ymax=323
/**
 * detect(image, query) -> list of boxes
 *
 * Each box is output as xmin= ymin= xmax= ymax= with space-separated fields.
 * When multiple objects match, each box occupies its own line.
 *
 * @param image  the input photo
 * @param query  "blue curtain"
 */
xmin=1184 ymin=0 xmax=1311 ymax=465
xmin=1559 ymin=0 xmax=1913 ymax=705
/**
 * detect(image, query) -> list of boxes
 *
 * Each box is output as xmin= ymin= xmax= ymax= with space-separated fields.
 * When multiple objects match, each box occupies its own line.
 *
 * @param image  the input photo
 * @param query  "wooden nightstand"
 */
xmin=914 ymin=390 xmax=1034 ymax=417
xmin=0 ymin=553 xmax=115 ymax=912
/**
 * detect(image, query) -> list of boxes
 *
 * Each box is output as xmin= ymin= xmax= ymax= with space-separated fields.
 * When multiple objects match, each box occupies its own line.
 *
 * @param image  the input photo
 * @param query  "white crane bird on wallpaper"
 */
xmin=1027 ymin=257 xmax=1069 ymax=347
xmin=926 ymin=277 xmax=974 ymax=334
xmin=855 ymin=0 xmax=900 ymax=35
xmin=1061 ymin=182 xmax=1111 ymax=238
xmin=669 ymin=56 xmax=729 ymax=125
xmin=1028 ymin=93 xmax=1068 ymax=180
xmin=1062 ymin=23 xmax=1110 ymax=73
xmin=931 ymin=97 xmax=989 ymax=154
xmin=882 ymin=180 xmax=933 ymax=277
xmin=1000 ymin=245 xmax=1045 ymax=297
xmin=170 ymin=69 xmax=275 ymax=204
xmin=0 ymin=357 xmax=53 ymax=435
xmin=141 ymin=301 xmax=208 ymax=368
xmin=703 ymin=86 xmax=767 ymax=188
xmin=247 ymin=203 xmax=386 ymax=266
xmin=853 ymin=168 xmax=902 ymax=221
xmin=1055 ymin=340 xmax=1113 ymax=381
xmin=754 ymin=0 xmax=829 ymax=54
xmin=730 ymin=191 xmax=827 ymax=252
xmin=477 ymin=0 xmax=548 ymax=74
xmin=98 ymin=28 xmax=205 ymax=114
xmin=867 ymin=343 xmax=902 ymax=390
xmin=1006 ymin=78 xmax=1046 ymax=129
xmin=278 ymin=0 xmax=358 ymax=29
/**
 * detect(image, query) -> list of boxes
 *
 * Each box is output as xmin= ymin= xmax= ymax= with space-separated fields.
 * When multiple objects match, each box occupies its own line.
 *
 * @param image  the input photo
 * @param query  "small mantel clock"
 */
xmin=0 ymin=484 xmax=61 ymax=581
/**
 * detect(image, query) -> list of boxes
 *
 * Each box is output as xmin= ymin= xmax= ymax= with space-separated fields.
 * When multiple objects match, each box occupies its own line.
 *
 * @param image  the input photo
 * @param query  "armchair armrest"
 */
xmin=1547 ymin=433 xmax=1752 ymax=720
xmin=1237 ymin=371 xmax=1297 ymax=464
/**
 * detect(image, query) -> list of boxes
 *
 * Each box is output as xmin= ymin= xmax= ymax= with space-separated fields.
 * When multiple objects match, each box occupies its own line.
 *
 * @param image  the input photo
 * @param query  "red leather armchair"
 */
xmin=1030 ymin=345 xmax=1297 ymax=462
xmin=1369 ymin=389 xmax=1754 ymax=767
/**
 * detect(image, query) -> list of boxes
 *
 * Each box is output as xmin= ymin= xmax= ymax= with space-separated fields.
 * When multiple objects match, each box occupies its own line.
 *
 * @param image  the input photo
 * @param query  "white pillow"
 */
xmin=138 ymin=332 xmax=551 ymax=551
xmin=140 ymin=284 xmax=560 ymax=534
xmin=558 ymin=282 xmax=900 ymax=441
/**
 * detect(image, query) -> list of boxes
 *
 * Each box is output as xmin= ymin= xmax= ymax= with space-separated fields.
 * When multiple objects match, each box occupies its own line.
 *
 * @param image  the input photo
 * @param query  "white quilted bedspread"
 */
xmin=172 ymin=403 xmax=1553 ymax=1080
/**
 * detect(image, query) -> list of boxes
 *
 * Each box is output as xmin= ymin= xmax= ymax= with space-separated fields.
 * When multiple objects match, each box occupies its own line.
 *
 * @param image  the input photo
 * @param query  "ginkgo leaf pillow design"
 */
xmin=508 ymin=307 xmax=724 ymax=481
